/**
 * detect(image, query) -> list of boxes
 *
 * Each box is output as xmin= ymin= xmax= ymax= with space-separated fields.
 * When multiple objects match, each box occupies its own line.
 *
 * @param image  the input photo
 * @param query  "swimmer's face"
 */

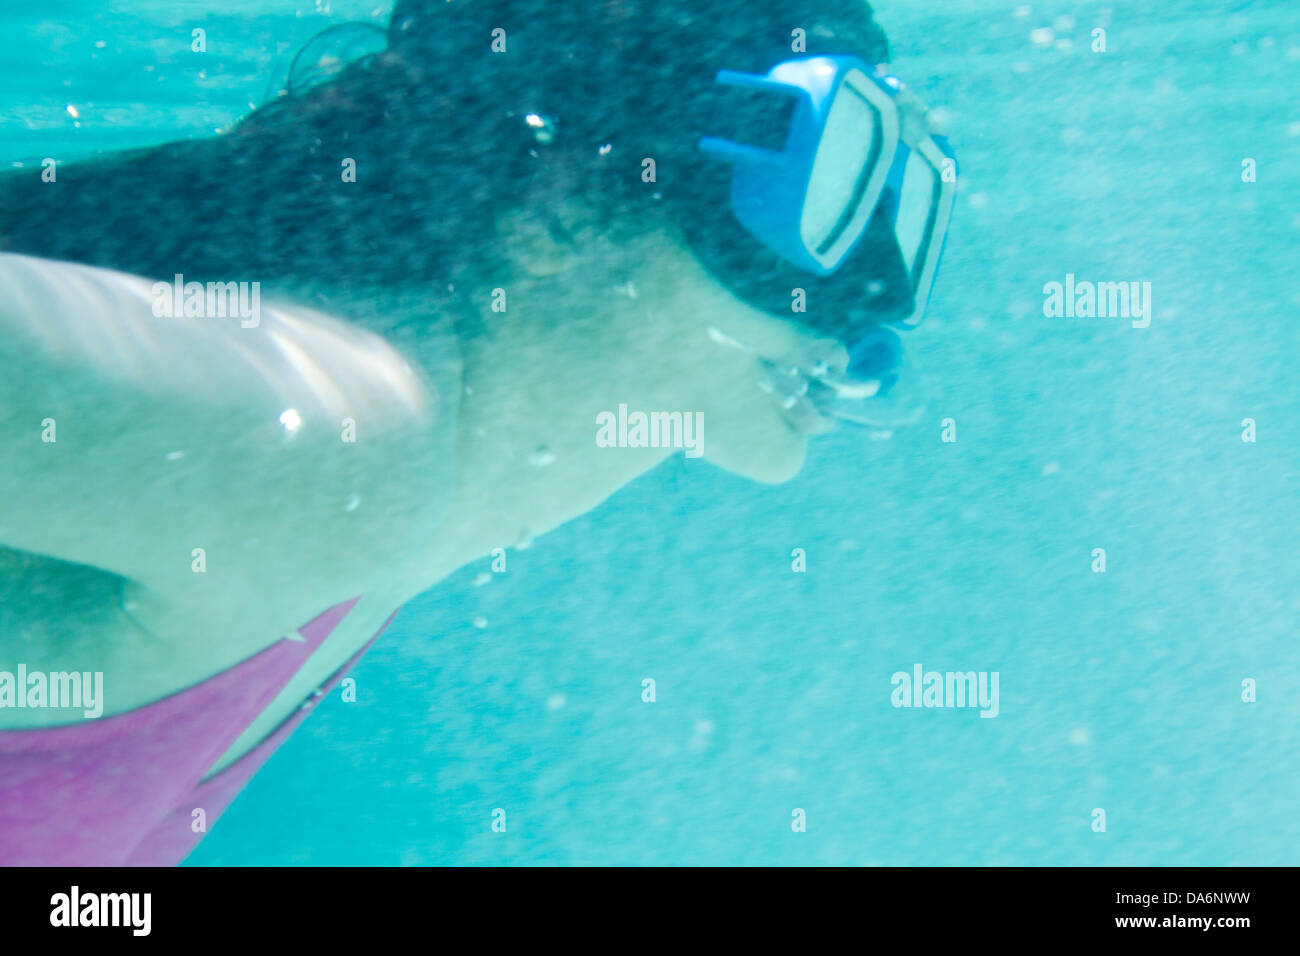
xmin=495 ymin=200 xmax=829 ymax=484
xmin=623 ymin=228 xmax=828 ymax=484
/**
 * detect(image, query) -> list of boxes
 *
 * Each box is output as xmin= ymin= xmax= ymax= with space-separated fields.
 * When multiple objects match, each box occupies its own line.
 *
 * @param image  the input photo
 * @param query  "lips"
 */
xmin=757 ymin=334 xmax=923 ymax=433
xmin=758 ymin=357 xmax=836 ymax=434
xmin=757 ymin=339 xmax=882 ymax=434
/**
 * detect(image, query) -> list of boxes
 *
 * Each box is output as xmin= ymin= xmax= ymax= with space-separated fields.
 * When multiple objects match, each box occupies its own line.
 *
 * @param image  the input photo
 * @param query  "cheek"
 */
xmin=708 ymin=307 xmax=827 ymax=362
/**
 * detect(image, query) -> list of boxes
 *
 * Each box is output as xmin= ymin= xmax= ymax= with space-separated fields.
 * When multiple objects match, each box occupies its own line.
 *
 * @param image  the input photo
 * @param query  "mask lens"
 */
xmin=801 ymin=82 xmax=879 ymax=253
xmin=894 ymin=139 xmax=956 ymax=327
xmin=800 ymin=71 xmax=898 ymax=270
xmin=895 ymin=150 xmax=940 ymax=279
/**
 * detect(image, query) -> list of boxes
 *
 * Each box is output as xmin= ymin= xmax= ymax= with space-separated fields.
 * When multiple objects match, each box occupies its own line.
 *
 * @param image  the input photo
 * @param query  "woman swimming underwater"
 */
xmin=0 ymin=0 xmax=955 ymax=864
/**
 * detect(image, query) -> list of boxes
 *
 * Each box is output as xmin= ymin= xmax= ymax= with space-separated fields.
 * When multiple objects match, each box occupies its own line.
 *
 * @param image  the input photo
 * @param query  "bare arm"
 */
xmin=0 ymin=253 xmax=457 ymax=693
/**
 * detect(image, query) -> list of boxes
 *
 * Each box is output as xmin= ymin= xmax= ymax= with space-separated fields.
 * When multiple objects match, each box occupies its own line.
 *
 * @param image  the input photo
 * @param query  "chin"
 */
xmin=704 ymin=422 xmax=808 ymax=485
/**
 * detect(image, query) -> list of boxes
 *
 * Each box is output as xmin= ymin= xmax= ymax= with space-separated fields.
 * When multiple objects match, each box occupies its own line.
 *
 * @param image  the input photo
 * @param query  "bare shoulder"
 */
xmin=0 ymin=256 xmax=462 ymax=714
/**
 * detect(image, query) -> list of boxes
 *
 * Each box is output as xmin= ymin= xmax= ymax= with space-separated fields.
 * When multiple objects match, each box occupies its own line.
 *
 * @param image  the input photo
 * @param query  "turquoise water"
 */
xmin=6 ymin=0 xmax=1297 ymax=865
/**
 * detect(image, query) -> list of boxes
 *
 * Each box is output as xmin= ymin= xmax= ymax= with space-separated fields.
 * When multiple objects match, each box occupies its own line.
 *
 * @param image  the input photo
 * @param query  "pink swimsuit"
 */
xmin=0 ymin=597 xmax=397 ymax=866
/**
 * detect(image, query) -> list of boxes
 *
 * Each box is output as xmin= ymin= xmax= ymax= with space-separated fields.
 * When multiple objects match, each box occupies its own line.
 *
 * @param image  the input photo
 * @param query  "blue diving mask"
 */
xmin=694 ymin=54 xmax=956 ymax=431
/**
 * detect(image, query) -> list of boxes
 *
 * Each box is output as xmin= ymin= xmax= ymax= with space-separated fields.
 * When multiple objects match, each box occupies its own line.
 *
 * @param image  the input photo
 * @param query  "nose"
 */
xmin=846 ymin=325 xmax=903 ymax=385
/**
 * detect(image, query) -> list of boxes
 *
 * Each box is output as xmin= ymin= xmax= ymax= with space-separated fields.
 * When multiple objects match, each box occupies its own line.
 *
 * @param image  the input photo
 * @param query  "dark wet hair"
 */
xmin=0 ymin=0 xmax=892 ymax=330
